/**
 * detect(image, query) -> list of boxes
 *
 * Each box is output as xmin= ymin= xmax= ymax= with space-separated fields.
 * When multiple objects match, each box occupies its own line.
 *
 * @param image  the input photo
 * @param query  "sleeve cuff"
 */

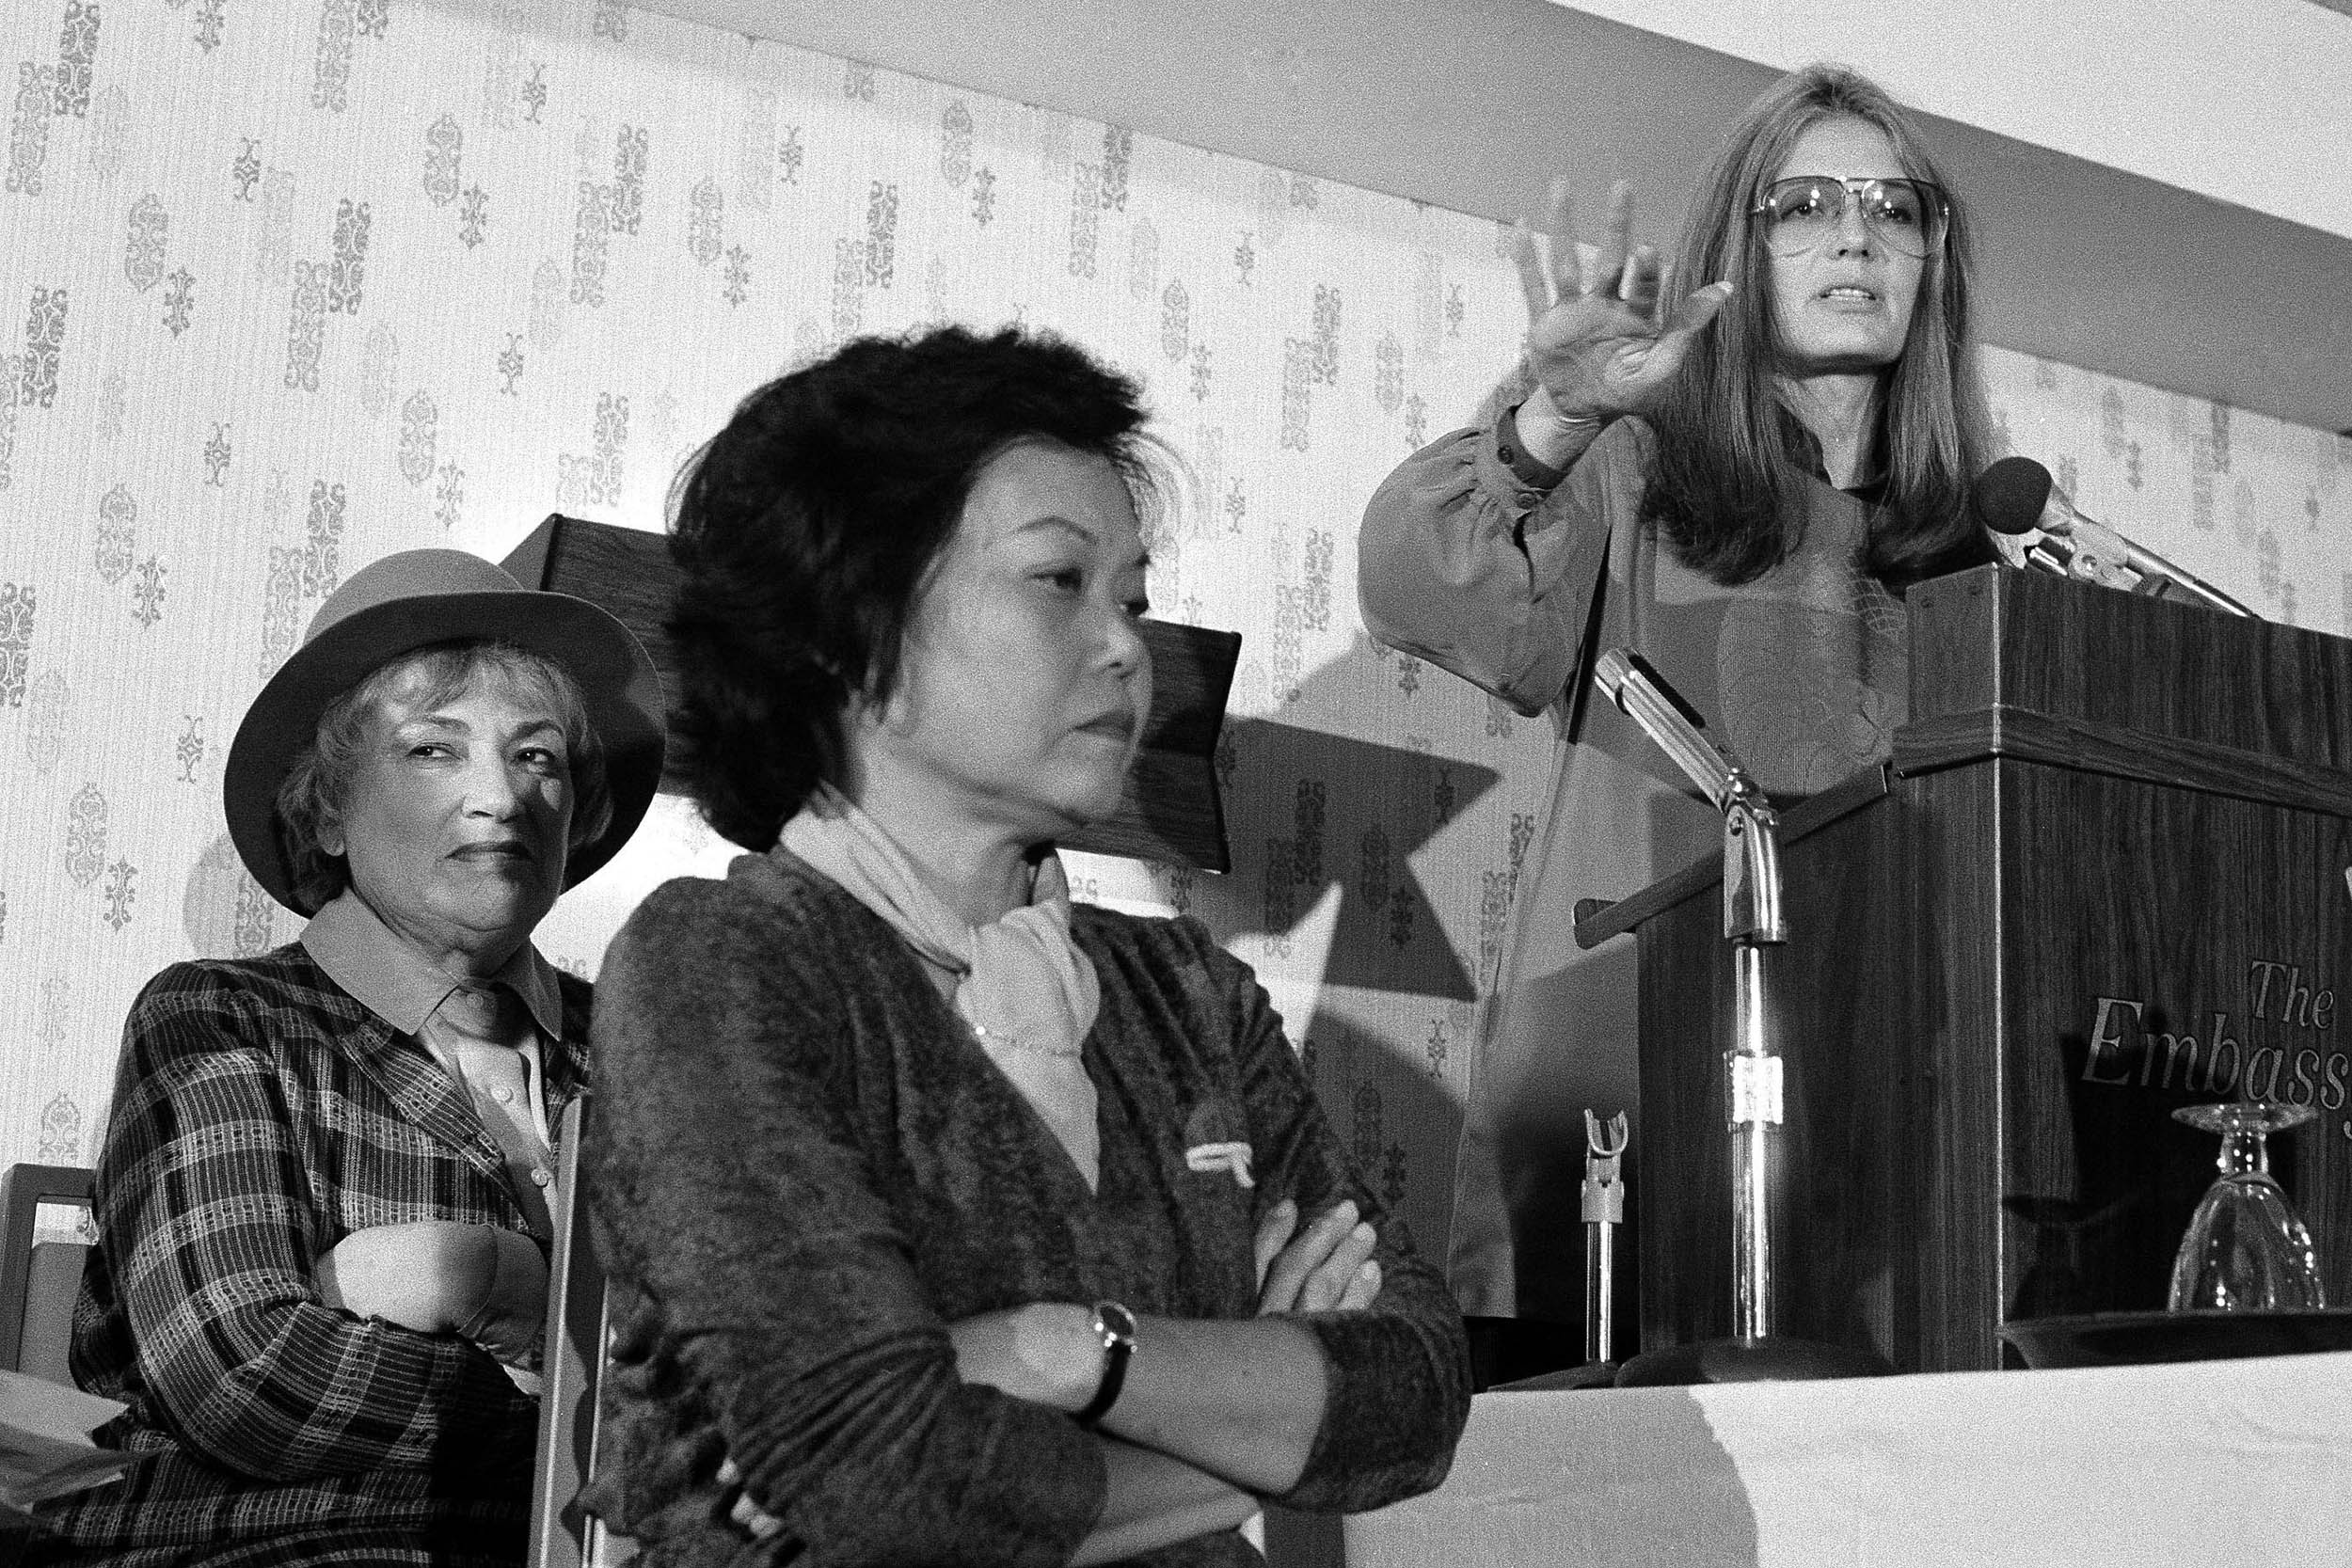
xmin=1495 ymin=403 xmax=1569 ymax=490
xmin=458 ymin=1227 xmax=550 ymax=1368
xmin=1278 ymin=1307 xmax=1469 ymax=1513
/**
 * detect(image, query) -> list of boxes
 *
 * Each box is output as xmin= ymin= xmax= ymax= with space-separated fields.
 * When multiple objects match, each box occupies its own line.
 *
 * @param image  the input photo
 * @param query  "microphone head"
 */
xmin=1972 ymin=455 xmax=2056 ymax=536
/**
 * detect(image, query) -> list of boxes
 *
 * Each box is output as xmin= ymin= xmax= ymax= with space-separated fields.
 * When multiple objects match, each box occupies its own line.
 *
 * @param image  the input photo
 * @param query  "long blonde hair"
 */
xmin=1645 ymin=63 xmax=1994 ymax=587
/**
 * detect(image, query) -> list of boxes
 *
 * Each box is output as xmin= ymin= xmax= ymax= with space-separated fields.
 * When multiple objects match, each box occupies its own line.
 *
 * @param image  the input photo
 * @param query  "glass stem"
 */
xmin=2218 ymin=1126 xmax=2267 ymax=1180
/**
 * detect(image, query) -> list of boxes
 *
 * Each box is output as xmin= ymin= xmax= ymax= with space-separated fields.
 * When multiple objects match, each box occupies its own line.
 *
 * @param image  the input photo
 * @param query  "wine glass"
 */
xmin=2167 ymin=1101 xmax=2326 ymax=1313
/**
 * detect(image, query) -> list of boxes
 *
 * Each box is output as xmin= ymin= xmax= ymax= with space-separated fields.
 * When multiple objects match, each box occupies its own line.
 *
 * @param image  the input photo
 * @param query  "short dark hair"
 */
xmin=1645 ymin=63 xmax=1994 ymax=588
xmin=665 ymin=325 xmax=1156 ymax=850
xmin=275 ymin=641 xmax=611 ymax=913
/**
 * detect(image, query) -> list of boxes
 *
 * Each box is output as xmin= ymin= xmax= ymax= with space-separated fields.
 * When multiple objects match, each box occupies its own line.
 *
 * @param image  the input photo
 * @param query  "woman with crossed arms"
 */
xmin=585 ymin=325 xmax=1470 ymax=1564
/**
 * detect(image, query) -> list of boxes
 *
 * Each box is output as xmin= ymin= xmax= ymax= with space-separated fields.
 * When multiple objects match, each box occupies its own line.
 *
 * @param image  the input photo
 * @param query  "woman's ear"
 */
xmin=843 ymin=685 xmax=883 ymax=737
xmin=850 ymin=662 xmax=917 ymax=736
xmin=315 ymin=812 xmax=346 ymax=859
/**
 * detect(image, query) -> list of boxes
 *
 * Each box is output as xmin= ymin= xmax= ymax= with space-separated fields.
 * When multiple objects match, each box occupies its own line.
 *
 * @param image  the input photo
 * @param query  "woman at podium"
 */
xmin=1358 ymin=63 xmax=1997 ymax=1329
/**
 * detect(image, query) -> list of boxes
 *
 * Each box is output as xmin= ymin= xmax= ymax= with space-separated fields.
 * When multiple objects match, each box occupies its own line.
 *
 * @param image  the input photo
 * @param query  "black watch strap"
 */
xmin=1075 ymin=1300 xmax=1136 ymax=1427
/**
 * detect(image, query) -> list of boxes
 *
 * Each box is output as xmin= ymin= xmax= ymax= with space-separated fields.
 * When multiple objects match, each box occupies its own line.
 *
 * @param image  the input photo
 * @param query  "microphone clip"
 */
xmin=1973 ymin=455 xmax=2252 ymax=618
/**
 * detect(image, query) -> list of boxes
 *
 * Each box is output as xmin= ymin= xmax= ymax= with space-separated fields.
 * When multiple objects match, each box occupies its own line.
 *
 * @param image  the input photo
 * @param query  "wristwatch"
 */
xmin=1075 ymin=1299 xmax=1137 ymax=1427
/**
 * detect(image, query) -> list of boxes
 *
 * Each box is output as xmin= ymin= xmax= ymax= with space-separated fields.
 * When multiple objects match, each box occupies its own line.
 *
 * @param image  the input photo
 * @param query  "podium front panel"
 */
xmin=1629 ymin=567 xmax=2352 ymax=1373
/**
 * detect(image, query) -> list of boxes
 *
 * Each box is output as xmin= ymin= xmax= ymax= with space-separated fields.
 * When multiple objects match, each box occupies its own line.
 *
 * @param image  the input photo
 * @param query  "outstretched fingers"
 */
xmin=1661 ymin=279 xmax=1735 ymax=344
xmin=1618 ymin=243 xmax=1662 ymax=314
xmin=1585 ymin=179 xmax=1636 ymax=300
xmin=1645 ymin=255 xmax=1678 ymax=328
xmin=1514 ymin=176 xmax=1581 ymax=323
xmin=1616 ymin=279 xmax=1735 ymax=393
xmin=1511 ymin=222 xmax=1553 ymax=325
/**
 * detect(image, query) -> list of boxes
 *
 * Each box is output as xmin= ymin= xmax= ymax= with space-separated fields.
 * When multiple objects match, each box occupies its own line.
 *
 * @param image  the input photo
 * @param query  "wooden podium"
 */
xmin=1576 ymin=565 xmax=2352 ymax=1372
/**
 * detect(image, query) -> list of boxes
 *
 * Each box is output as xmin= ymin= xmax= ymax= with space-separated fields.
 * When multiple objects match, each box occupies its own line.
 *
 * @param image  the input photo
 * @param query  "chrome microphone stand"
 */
xmin=1581 ymin=1109 xmax=1629 ymax=1365
xmin=1594 ymin=649 xmax=1890 ymax=1385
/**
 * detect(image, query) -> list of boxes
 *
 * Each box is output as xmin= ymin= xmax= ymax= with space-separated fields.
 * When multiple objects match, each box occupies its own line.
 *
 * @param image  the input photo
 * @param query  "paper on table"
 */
xmin=0 ymin=1368 xmax=144 ymax=1513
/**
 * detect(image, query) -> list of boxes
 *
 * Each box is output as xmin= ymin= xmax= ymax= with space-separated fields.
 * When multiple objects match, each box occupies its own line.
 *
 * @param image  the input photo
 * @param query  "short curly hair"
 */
xmin=665 ymin=324 xmax=1158 ymax=850
xmin=274 ymin=641 xmax=612 ymax=914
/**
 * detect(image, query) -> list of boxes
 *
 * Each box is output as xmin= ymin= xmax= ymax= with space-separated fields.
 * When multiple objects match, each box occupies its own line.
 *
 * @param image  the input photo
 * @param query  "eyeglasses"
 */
xmin=1751 ymin=175 xmax=1949 ymax=259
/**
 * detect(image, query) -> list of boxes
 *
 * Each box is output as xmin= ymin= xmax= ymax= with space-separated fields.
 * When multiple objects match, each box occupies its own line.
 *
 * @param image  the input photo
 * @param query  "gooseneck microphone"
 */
xmin=1971 ymin=456 xmax=2252 ymax=618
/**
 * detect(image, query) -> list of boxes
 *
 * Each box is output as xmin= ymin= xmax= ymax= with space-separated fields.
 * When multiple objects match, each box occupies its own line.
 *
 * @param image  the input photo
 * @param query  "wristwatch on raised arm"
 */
xmin=1075 ymin=1299 xmax=1136 ymax=1427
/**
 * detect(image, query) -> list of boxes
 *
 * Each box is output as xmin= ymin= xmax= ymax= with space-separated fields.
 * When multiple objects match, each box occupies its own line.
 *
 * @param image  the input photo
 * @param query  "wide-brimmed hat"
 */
xmin=226 ymin=547 xmax=666 ymax=914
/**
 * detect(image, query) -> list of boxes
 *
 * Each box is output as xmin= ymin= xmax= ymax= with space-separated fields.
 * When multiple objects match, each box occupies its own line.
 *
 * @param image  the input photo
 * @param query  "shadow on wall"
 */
xmin=1196 ymin=715 xmax=1496 ymax=1002
xmin=184 ymin=834 xmax=297 ymax=960
xmin=1167 ymin=638 xmax=1512 ymax=1266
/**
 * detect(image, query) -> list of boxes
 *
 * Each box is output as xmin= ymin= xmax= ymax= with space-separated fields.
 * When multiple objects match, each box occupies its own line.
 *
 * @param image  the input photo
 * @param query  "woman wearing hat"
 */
xmin=30 ymin=549 xmax=664 ymax=1568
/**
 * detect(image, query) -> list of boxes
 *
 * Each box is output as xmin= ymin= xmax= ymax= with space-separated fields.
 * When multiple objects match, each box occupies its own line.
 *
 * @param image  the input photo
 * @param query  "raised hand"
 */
xmin=1253 ymin=1197 xmax=1381 ymax=1315
xmin=1514 ymin=177 xmax=1732 ymax=437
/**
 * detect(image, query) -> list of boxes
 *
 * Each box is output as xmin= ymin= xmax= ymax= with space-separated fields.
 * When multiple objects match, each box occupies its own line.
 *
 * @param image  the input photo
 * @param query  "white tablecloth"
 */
xmin=1343 ymin=1352 xmax=2352 ymax=1566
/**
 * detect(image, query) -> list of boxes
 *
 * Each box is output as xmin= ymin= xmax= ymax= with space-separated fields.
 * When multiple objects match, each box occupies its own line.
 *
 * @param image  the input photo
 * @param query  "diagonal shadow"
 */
xmin=1183 ymin=715 xmax=1501 ymax=1001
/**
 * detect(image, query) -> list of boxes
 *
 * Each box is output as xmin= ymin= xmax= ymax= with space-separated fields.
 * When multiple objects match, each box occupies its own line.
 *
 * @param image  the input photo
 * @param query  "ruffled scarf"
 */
xmin=778 ymin=783 xmax=1104 ymax=1190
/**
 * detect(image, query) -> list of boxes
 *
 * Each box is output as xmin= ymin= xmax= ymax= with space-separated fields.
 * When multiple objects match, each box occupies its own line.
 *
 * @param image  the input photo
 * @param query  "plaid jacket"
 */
xmin=30 ymin=942 xmax=591 ymax=1564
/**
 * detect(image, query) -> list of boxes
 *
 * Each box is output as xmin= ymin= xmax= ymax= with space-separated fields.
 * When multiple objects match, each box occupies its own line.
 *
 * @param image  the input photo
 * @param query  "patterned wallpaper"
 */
xmin=4 ymin=0 xmax=2349 ymax=1274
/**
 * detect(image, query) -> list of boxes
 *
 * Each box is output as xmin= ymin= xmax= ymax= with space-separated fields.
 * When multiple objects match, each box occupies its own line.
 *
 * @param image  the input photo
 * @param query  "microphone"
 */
xmin=1593 ymin=648 xmax=1747 ymax=815
xmin=1971 ymin=456 xmax=2251 ymax=618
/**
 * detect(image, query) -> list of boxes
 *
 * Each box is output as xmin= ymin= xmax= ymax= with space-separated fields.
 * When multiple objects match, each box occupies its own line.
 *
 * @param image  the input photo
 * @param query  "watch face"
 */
xmin=1077 ymin=1300 xmax=1136 ymax=1428
xmin=1096 ymin=1300 xmax=1137 ymax=1349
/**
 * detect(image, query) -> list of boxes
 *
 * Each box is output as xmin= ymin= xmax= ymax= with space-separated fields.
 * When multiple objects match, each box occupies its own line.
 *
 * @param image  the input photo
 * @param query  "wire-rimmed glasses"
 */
xmin=1751 ymin=175 xmax=1949 ymax=259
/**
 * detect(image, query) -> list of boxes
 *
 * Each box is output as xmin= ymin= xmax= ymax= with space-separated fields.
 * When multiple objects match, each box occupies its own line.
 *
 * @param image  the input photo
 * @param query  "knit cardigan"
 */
xmin=583 ymin=850 xmax=1470 ymax=1567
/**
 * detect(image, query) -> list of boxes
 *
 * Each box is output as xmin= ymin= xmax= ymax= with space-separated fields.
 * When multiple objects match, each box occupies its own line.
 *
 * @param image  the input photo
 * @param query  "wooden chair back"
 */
xmin=0 ymin=1164 xmax=94 ymax=1384
xmin=526 ymin=1097 xmax=633 ymax=1568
